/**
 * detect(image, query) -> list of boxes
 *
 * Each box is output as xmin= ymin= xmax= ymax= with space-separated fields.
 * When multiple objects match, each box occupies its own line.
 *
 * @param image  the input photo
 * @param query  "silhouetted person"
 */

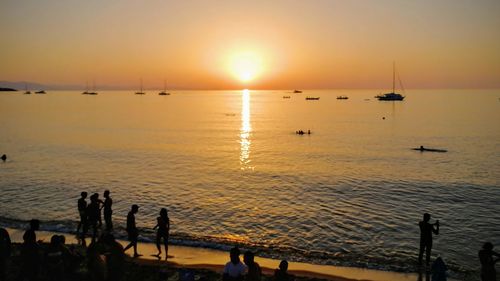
xmin=45 ymin=235 xmax=65 ymax=281
xmin=18 ymin=227 xmax=40 ymax=281
xmin=244 ymin=251 xmax=261 ymax=281
xmin=307 ymin=130 xmax=311 ymax=135
xmin=103 ymin=190 xmax=113 ymax=231
xmin=0 ymin=228 xmax=11 ymax=281
xmin=153 ymin=208 xmax=170 ymax=259
xmin=22 ymin=219 xmax=40 ymax=243
xmin=223 ymin=247 xmax=247 ymax=281
xmin=87 ymin=240 xmax=106 ymax=281
xmin=123 ymin=204 xmax=141 ymax=257
xmin=103 ymin=234 xmax=125 ymax=281
xmin=418 ymin=213 xmax=439 ymax=266
xmin=77 ymin=192 xmax=88 ymax=234
xmin=479 ymin=242 xmax=500 ymax=281
xmin=431 ymin=257 xmax=447 ymax=281
xmin=274 ymin=260 xmax=294 ymax=281
xmin=0 ymin=155 xmax=6 ymax=162
xmin=87 ymin=194 xmax=101 ymax=241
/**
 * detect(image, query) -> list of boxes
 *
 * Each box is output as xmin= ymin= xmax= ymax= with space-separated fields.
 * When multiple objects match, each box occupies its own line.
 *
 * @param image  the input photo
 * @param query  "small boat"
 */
xmin=158 ymin=79 xmax=170 ymax=95
xmin=412 ymin=146 xmax=447 ymax=153
xmin=305 ymin=97 xmax=320 ymax=100
xmin=35 ymin=90 xmax=46 ymax=94
xmin=282 ymin=95 xmax=291 ymax=99
xmin=337 ymin=95 xmax=348 ymax=100
xmin=82 ymin=81 xmax=98 ymax=95
xmin=135 ymin=78 xmax=146 ymax=95
xmin=377 ymin=62 xmax=405 ymax=101
xmin=293 ymin=90 xmax=302 ymax=93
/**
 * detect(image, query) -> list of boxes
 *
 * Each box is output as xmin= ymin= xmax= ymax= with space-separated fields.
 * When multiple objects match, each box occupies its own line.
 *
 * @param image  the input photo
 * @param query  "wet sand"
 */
xmin=5 ymin=227 xmax=436 ymax=281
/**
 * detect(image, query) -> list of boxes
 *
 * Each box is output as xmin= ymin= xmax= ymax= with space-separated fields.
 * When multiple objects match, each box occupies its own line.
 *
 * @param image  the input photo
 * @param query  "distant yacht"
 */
xmin=35 ymin=90 xmax=46 ymax=94
xmin=135 ymin=78 xmax=146 ymax=95
xmin=376 ymin=62 xmax=405 ymax=101
xmin=293 ymin=90 xmax=302 ymax=93
xmin=82 ymin=81 xmax=98 ymax=95
xmin=305 ymin=96 xmax=320 ymax=100
xmin=337 ymin=95 xmax=348 ymax=100
xmin=24 ymin=84 xmax=31 ymax=95
xmin=158 ymin=80 xmax=170 ymax=95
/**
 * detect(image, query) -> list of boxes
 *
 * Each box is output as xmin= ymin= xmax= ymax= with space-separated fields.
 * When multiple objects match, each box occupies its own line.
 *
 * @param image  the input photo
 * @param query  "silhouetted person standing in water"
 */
xmin=103 ymin=190 xmax=113 ymax=231
xmin=124 ymin=204 xmax=141 ymax=257
xmin=87 ymin=194 xmax=101 ymax=241
xmin=419 ymin=213 xmax=439 ymax=266
xmin=77 ymin=192 xmax=88 ymax=234
xmin=153 ymin=208 xmax=170 ymax=259
xmin=479 ymin=242 xmax=499 ymax=281
xmin=223 ymin=247 xmax=247 ymax=281
xmin=0 ymin=228 xmax=11 ymax=281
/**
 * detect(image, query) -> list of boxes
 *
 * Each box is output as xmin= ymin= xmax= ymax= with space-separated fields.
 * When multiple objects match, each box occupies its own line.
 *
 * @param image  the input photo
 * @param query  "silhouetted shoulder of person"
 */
xmin=431 ymin=257 xmax=447 ymax=281
xmin=0 ymin=228 xmax=11 ymax=258
xmin=479 ymin=242 xmax=500 ymax=280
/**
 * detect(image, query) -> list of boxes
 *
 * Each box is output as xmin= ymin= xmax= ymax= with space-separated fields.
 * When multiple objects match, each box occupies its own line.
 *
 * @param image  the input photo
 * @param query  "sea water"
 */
xmin=0 ymin=89 xmax=499 ymax=274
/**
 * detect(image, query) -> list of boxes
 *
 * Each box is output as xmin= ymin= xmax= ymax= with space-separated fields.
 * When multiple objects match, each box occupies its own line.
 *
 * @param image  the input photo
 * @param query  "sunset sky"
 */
xmin=1 ymin=0 xmax=499 ymax=90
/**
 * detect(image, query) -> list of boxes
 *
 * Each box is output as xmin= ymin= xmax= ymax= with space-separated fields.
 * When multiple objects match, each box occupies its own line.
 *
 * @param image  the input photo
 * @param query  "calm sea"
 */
xmin=0 ymin=89 xmax=499 ymax=273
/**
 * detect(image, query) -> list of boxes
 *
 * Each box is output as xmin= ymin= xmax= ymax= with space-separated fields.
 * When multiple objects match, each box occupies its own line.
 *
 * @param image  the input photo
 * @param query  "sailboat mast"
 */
xmin=392 ymin=61 xmax=395 ymax=93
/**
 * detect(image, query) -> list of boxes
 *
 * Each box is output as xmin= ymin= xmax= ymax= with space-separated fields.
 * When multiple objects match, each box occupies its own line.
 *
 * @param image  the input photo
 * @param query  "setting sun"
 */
xmin=230 ymin=52 xmax=262 ymax=82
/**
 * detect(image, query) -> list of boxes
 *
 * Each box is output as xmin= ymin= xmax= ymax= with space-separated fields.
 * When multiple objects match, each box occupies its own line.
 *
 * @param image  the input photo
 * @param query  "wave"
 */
xmin=0 ymin=215 xmax=474 ymax=279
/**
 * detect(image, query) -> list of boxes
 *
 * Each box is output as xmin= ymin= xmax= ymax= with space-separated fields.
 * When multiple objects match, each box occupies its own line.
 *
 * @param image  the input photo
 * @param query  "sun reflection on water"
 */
xmin=240 ymin=89 xmax=252 ymax=170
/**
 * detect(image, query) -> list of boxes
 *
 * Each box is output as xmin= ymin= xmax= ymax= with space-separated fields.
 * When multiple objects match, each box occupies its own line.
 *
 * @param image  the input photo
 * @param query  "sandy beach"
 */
xmin=4 ymin=227 xmax=447 ymax=281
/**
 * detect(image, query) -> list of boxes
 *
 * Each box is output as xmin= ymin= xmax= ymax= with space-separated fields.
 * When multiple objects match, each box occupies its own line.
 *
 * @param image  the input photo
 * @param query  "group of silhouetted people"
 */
xmin=222 ymin=246 xmax=293 ymax=281
xmin=77 ymin=191 xmax=113 ymax=241
xmin=76 ymin=191 xmax=170 ymax=260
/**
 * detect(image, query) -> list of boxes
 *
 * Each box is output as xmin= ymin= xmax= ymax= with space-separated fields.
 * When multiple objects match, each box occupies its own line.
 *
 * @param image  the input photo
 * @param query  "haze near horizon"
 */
xmin=1 ymin=0 xmax=499 ymax=90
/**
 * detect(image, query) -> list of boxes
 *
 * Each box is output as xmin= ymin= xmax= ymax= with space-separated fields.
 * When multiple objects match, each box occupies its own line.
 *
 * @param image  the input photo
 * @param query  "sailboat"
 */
xmin=135 ymin=79 xmax=145 ymax=95
xmin=158 ymin=80 xmax=170 ymax=95
xmin=82 ymin=80 xmax=98 ymax=95
xmin=24 ymin=84 xmax=31 ymax=95
xmin=376 ymin=62 xmax=405 ymax=101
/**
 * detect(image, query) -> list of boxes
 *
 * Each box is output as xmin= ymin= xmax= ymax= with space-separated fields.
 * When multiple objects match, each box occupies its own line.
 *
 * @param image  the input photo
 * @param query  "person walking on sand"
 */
xmin=153 ymin=208 xmax=170 ymax=259
xmin=479 ymin=242 xmax=500 ymax=281
xmin=419 ymin=213 xmax=439 ymax=266
xmin=223 ymin=247 xmax=247 ymax=281
xmin=123 ymin=205 xmax=141 ymax=257
xmin=77 ymin=192 xmax=88 ymax=234
xmin=103 ymin=190 xmax=113 ymax=231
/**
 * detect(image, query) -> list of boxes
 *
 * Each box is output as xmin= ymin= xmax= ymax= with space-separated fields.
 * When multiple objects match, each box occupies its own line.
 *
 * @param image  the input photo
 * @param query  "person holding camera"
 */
xmin=418 ymin=213 xmax=439 ymax=266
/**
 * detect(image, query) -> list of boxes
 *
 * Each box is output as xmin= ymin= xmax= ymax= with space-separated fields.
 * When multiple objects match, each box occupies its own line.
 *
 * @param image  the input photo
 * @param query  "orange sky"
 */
xmin=1 ymin=0 xmax=499 ymax=89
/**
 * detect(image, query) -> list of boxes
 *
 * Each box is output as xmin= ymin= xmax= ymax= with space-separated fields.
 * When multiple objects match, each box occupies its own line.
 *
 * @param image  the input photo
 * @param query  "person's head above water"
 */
xmin=279 ymin=260 xmax=288 ymax=272
xmin=1 ymin=154 xmax=6 ymax=161
xmin=104 ymin=190 xmax=110 ymax=197
xmin=131 ymin=204 xmax=139 ymax=213
xmin=230 ymin=247 xmax=241 ymax=264
xmin=81 ymin=192 xmax=87 ymax=198
xmin=423 ymin=213 xmax=431 ymax=222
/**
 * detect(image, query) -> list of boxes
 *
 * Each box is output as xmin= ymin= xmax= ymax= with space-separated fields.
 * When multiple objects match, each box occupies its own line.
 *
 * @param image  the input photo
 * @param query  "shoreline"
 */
xmin=6 ymin=227 xmax=432 ymax=281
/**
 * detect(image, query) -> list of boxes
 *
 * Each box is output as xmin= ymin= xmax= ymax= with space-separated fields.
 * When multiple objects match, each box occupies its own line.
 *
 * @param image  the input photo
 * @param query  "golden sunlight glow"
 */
xmin=240 ymin=89 xmax=252 ymax=170
xmin=231 ymin=52 xmax=262 ymax=82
